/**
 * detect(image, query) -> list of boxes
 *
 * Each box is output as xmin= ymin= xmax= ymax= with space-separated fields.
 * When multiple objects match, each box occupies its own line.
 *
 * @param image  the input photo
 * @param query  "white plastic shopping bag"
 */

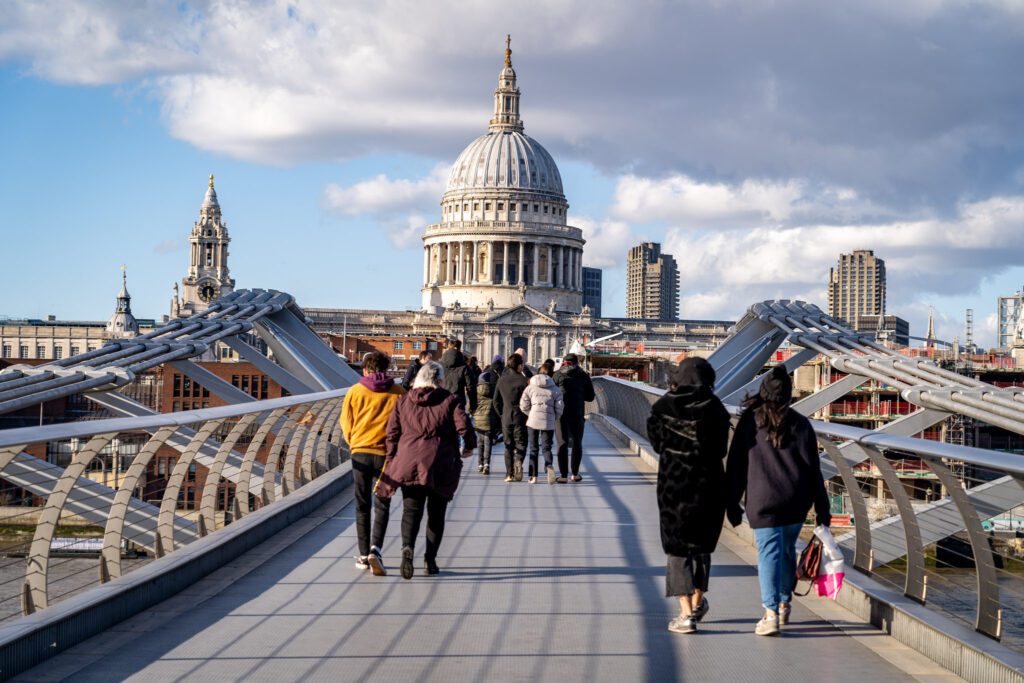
xmin=813 ymin=525 xmax=846 ymax=599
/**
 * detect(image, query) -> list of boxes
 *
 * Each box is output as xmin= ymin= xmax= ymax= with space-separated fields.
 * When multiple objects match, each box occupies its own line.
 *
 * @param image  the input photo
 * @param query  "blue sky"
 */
xmin=1 ymin=1 xmax=1023 ymax=347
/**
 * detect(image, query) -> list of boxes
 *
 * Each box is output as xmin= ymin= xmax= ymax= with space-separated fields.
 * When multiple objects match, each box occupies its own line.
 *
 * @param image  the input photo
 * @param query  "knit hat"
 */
xmin=759 ymin=365 xmax=792 ymax=404
xmin=492 ymin=354 xmax=505 ymax=365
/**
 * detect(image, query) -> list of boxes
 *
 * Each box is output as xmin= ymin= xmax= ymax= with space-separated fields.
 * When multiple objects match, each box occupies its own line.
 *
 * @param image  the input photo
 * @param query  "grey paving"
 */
xmin=17 ymin=428 xmax=916 ymax=682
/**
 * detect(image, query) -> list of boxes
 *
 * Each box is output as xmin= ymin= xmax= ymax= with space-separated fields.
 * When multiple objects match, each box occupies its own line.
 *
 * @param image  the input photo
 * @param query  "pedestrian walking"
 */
xmin=402 ymin=350 xmax=432 ymax=390
xmin=376 ymin=361 xmax=477 ymax=579
xmin=473 ymin=355 xmax=505 ymax=475
xmin=440 ymin=338 xmax=476 ymax=412
xmin=726 ymin=365 xmax=832 ymax=636
xmin=553 ymin=353 xmax=595 ymax=483
xmin=340 ymin=350 xmax=406 ymax=576
xmin=467 ymin=355 xmax=483 ymax=386
xmin=647 ymin=358 xmax=731 ymax=634
xmin=520 ymin=359 xmax=564 ymax=484
xmin=493 ymin=353 xmax=529 ymax=482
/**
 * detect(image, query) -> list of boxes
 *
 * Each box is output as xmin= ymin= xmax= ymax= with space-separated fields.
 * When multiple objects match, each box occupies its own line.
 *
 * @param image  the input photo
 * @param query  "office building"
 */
xmin=828 ymin=250 xmax=886 ymax=325
xmin=626 ymin=242 xmax=679 ymax=321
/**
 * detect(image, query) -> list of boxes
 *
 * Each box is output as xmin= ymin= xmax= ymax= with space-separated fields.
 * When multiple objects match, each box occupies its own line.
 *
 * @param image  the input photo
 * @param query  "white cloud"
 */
xmin=574 ymin=217 xmax=637 ymax=269
xmin=661 ymin=195 xmax=1024 ymax=321
xmin=323 ymin=165 xmax=447 ymax=216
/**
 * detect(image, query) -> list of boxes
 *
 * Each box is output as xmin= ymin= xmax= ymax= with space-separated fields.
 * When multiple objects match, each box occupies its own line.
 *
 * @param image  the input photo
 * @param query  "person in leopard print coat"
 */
xmin=647 ymin=357 xmax=731 ymax=634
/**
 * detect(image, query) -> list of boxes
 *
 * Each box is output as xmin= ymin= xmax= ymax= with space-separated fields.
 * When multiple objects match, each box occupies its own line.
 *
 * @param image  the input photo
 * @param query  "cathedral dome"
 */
xmin=445 ymin=131 xmax=563 ymax=197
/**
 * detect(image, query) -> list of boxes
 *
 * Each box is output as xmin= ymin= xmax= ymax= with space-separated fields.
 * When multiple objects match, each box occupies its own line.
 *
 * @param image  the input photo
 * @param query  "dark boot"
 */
xmin=423 ymin=557 xmax=439 ymax=575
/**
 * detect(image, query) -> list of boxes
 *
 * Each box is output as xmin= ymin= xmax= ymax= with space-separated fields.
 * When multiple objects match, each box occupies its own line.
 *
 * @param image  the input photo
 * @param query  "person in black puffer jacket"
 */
xmin=439 ymin=339 xmax=477 ymax=412
xmin=647 ymin=357 xmax=731 ymax=635
xmin=553 ymin=353 xmax=596 ymax=482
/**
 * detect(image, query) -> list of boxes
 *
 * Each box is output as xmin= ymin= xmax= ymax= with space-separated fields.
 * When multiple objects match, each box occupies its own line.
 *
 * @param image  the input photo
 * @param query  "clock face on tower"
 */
xmin=199 ymin=282 xmax=218 ymax=303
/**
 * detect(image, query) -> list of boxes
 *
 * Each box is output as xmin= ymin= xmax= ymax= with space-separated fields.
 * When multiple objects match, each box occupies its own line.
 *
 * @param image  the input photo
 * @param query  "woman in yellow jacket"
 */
xmin=341 ymin=351 xmax=405 ymax=576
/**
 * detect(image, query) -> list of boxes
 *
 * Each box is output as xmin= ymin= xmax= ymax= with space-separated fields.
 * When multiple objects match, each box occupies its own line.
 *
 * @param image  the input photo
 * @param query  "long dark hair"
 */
xmin=743 ymin=365 xmax=793 ymax=448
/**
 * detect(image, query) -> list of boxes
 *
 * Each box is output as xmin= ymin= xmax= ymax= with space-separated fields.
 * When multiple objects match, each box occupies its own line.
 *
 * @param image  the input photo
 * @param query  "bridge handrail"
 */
xmin=589 ymin=374 xmax=1023 ymax=644
xmin=0 ymin=387 xmax=350 ymax=619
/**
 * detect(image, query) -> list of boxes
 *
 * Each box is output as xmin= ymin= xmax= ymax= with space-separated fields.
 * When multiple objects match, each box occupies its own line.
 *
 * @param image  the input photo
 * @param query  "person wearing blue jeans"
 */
xmin=727 ymin=366 xmax=832 ymax=636
xmin=519 ymin=360 xmax=564 ymax=484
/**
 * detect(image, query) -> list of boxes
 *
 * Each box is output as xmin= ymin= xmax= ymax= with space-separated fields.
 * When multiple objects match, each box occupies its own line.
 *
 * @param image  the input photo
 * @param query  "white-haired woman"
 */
xmin=377 ymin=361 xmax=477 ymax=579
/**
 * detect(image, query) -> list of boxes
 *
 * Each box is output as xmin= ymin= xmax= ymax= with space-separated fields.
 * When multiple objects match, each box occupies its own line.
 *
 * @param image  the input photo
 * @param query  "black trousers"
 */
xmin=502 ymin=418 xmax=527 ymax=474
xmin=401 ymin=486 xmax=450 ymax=560
xmin=527 ymin=428 xmax=554 ymax=477
xmin=476 ymin=429 xmax=495 ymax=466
xmin=351 ymin=451 xmax=392 ymax=557
xmin=556 ymin=413 xmax=586 ymax=477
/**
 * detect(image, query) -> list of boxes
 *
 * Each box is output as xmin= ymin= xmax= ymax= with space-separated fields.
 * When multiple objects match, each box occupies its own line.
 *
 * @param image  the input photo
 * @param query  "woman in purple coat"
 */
xmin=377 ymin=361 xmax=477 ymax=579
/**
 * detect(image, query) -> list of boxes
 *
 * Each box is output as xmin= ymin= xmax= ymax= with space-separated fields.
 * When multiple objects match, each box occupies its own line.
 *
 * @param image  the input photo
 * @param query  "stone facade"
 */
xmin=174 ymin=175 xmax=235 ymax=317
xmin=421 ymin=37 xmax=585 ymax=314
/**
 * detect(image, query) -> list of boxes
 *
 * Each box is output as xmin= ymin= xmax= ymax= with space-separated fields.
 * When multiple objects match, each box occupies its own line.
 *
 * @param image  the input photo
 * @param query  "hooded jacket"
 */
xmin=553 ymin=364 xmax=596 ymax=418
xmin=647 ymin=378 xmax=731 ymax=556
xmin=473 ymin=364 xmax=503 ymax=433
xmin=402 ymin=359 xmax=424 ymax=391
xmin=376 ymin=386 xmax=477 ymax=500
xmin=520 ymin=374 xmax=565 ymax=431
xmin=493 ymin=367 xmax=529 ymax=427
xmin=340 ymin=373 xmax=406 ymax=456
xmin=440 ymin=348 xmax=477 ymax=412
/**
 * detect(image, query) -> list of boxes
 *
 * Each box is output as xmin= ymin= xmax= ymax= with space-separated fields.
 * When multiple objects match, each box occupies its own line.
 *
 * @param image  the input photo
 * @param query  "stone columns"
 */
xmin=546 ymin=246 xmax=553 ymax=285
xmin=502 ymin=241 xmax=509 ymax=284
xmin=423 ymin=246 xmax=429 ymax=286
xmin=458 ymin=241 xmax=465 ymax=284
xmin=532 ymin=245 xmax=539 ymax=286
xmin=473 ymin=240 xmax=479 ymax=283
xmin=518 ymin=242 xmax=525 ymax=285
xmin=448 ymin=242 xmax=456 ymax=284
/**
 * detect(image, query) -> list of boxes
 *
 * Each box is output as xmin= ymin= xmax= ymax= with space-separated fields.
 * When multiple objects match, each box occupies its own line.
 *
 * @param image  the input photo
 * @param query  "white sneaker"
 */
xmin=668 ymin=615 xmax=697 ymax=634
xmin=755 ymin=612 xmax=780 ymax=636
xmin=354 ymin=555 xmax=370 ymax=570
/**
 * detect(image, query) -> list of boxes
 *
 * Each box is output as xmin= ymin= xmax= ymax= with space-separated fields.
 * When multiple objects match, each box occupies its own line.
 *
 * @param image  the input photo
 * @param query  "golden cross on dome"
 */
xmin=209 ymin=173 xmax=215 ymax=189
xmin=505 ymin=34 xmax=512 ymax=67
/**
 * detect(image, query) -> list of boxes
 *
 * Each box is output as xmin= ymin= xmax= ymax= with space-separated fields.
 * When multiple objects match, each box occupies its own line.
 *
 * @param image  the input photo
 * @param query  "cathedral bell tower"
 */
xmin=177 ymin=174 xmax=235 ymax=316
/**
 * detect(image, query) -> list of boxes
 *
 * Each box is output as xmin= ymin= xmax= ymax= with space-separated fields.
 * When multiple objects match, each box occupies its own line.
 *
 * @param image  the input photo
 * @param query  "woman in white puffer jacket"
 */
xmin=519 ymin=360 xmax=565 ymax=484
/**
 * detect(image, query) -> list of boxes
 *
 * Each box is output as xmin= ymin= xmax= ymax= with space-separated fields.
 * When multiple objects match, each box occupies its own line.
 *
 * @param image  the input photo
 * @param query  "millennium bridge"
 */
xmin=0 ymin=290 xmax=1022 ymax=682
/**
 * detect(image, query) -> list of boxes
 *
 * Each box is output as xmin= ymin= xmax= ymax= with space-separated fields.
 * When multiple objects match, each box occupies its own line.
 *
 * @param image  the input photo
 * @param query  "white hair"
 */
xmin=412 ymin=360 xmax=445 ymax=389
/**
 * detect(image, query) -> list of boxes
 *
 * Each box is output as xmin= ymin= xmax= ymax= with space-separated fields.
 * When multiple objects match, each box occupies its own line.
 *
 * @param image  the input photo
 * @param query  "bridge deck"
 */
xmin=18 ymin=427 xmax=932 ymax=682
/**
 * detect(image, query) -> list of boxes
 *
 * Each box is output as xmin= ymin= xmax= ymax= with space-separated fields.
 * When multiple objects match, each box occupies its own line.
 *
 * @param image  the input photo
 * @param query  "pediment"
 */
xmin=485 ymin=304 xmax=560 ymax=326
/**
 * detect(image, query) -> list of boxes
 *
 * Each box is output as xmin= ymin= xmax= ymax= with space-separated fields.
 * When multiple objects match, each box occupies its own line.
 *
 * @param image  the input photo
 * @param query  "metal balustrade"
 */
xmin=590 ymin=375 xmax=1024 ymax=644
xmin=0 ymin=387 xmax=348 ymax=618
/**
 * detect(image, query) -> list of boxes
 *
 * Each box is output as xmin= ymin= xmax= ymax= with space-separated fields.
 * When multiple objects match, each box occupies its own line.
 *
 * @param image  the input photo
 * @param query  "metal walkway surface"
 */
xmin=16 ymin=428 xmax=926 ymax=682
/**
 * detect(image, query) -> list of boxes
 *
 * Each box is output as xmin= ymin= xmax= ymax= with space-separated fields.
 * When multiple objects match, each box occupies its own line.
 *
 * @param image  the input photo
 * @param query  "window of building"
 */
xmin=510 ymin=203 xmax=516 ymax=212
xmin=394 ymin=341 xmax=404 ymax=350
xmin=172 ymin=400 xmax=180 ymax=412
xmin=249 ymin=375 xmax=258 ymax=398
xmin=463 ymin=203 xmax=468 ymax=211
xmin=36 ymin=345 xmax=45 ymax=359
xmin=497 ymin=202 xmax=504 ymax=211
xmin=45 ymin=346 xmax=55 ymax=359
xmin=543 ymin=205 xmax=549 ymax=214
xmin=173 ymin=374 xmax=181 ymax=397
xmin=534 ymin=204 xmax=539 ymax=212
xmin=473 ymin=202 xmax=480 ymax=211
xmin=261 ymin=376 xmax=268 ymax=398
xmin=241 ymin=375 xmax=250 ymax=393
xmin=485 ymin=202 xmax=491 ymax=210
xmin=412 ymin=341 xmax=422 ymax=350
xmin=70 ymin=346 xmax=80 ymax=356
xmin=182 ymin=376 xmax=192 ymax=396
xmin=1 ymin=345 xmax=10 ymax=358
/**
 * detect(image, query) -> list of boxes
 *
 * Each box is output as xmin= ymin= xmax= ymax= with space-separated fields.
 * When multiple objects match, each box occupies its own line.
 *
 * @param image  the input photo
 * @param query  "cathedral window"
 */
xmin=509 ymin=203 xmax=516 ymax=212
xmin=463 ymin=203 xmax=468 ymax=211
xmin=543 ymin=205 xmax=548 ymax=214
xmin=473 ymin=203 xmax=480 ymax=211
xmin=485 ymin=202 xmax=491 ymax=211
xmin=534 ymin=204 xmax=539 ymax=212
xmin=497 ymin=202 xmax=504 ymax=211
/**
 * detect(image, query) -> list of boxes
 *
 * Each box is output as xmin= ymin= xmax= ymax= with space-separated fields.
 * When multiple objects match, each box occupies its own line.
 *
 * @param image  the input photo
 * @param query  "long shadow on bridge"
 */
xmin=16 ymin=428 xmax=914 ymax=682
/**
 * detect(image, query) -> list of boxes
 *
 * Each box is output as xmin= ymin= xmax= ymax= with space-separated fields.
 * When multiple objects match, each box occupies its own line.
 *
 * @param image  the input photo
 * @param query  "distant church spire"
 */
xmin=107 ymin=266 xmax=139 ymax=338
xmin=489 ymin=35 xmax=523 ymax=133
xmin=926 ymin=306 xmax=936 ymax=350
